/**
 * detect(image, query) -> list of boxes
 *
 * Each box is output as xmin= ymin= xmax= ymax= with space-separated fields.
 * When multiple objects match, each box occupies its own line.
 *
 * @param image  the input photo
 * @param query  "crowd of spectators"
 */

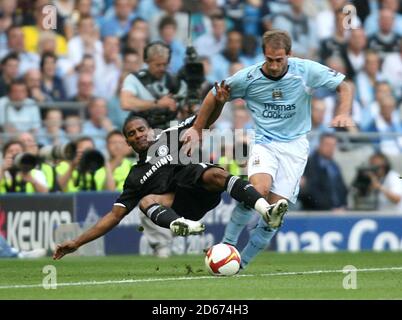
xmin=0 ymin=0 xmax=401 ymax=212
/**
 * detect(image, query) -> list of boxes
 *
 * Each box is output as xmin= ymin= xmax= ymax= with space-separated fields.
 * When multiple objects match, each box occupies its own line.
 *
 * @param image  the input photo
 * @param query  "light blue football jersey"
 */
xmin=214 ymin=57 xmax=345 ymax=144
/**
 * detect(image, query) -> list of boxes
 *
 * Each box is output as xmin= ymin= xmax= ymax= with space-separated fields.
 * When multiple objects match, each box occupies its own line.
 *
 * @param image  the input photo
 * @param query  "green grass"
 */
xmin=1 ymin=252 xmax=402 ymax=299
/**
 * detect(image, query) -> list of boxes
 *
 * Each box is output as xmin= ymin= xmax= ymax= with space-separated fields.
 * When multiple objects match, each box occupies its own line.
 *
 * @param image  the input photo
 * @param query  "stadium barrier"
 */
xmin=1 ymin=192 xmax=402 ymax=255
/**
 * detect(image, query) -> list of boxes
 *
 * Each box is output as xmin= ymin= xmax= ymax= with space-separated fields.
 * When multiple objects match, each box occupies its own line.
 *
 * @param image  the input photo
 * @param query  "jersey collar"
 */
xmin=260 ymin=65 xmax=289 ymax=81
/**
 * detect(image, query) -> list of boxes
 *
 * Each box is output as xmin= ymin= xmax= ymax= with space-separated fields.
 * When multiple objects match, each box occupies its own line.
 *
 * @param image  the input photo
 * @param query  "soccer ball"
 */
xmin=204 ymin=243 xmax=241 ymax=276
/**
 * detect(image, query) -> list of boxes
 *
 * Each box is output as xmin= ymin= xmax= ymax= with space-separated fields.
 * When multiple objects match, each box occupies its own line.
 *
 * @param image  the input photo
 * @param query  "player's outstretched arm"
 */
xmin=331 ymin=81 xmax=355 ymax=128
xmin=181 ymin=81 xmax=230 ymax=155
xmin=53 ymin=205 xmax=128 ymax=260
xmin=195 ymin=80 xmax=231 ymax=130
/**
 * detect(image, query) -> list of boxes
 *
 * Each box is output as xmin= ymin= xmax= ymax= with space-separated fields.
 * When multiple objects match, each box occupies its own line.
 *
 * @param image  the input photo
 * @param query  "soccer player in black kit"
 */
xmin=53 ymin=114 xmax=287 ymax=260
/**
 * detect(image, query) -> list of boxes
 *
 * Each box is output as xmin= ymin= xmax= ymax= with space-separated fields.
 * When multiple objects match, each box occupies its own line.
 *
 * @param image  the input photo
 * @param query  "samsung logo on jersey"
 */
xmin=140 ymin=155 xmax=174 ymax=184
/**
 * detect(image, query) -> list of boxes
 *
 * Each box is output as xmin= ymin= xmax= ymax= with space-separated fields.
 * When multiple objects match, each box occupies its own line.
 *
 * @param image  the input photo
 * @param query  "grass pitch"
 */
xmin=0 ymin=251 xmax=402 ymax=300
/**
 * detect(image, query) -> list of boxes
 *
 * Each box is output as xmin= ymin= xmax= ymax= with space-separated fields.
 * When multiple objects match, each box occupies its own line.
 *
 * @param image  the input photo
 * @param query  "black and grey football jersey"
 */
xmin=114 ymin=116 xmax=198 ymax=211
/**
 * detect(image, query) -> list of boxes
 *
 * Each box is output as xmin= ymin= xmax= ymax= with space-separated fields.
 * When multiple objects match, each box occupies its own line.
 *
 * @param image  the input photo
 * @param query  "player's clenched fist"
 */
xmin=53 ymin=240 xmax=78 ymax=260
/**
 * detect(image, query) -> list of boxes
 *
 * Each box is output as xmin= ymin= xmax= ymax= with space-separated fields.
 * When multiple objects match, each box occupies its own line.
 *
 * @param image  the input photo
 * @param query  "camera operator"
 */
xmin=120 ymin=41 xmax=187 ymax=129
xmin=353 ymin=152 xmax=402 ymax=212
xmin=0 ymin=140 xmax=48 ymax=193
xmin=57 ymin=136 xmax=115 ymax=192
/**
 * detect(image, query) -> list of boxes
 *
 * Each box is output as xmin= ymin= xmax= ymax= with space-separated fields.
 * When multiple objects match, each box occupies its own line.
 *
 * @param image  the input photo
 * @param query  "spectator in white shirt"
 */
xmin=0 ymin=79 xmax=41 ymax=134
xmin=355 ymin=50 xmax=384 ymax=109
xmin=341 ymin=28 xmax=367 ymax=80
xmin=194 ymin=13 xmax=227 ymax=59
xmin=0 ymin=25 xmax=40 ymax=77
xmin=82 ymin=97 xmax=114 ymax=153
xmin=381 ymin=38 xmax=402 ymax=100
xmin=67 ymin=16 xmax=103 ymax=68
xmin=366 ymin=95 xmax=402 ymax=156
xmin=95 ymin=36 xmax=121 ymax=100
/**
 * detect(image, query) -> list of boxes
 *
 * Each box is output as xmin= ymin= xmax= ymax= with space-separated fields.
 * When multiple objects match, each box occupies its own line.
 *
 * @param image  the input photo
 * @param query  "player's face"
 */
xmin=125 ymin=119 xmax=153 ymax=153
xmin=263 ymin=47 xmax=289 ymax=78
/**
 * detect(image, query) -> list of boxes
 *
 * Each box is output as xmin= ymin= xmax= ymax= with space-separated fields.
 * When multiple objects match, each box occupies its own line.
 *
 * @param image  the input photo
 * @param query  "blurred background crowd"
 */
xmin=0 ymin=0 xmax=402 ymax=214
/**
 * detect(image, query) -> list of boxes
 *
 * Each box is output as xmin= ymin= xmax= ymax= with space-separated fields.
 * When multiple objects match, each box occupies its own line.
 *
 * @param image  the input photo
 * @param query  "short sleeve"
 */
xmin=305 ymin=60 xmax=345 ymax=90
xmin=211 ymin=68 xmax=249 ymax=100
xmin=113 ymin=170 xmax=140 ymax=212
xmin=121 ymin=74 xmax=140 ymax=96
xmin=114 ymin=187 xmax=140 ymax=212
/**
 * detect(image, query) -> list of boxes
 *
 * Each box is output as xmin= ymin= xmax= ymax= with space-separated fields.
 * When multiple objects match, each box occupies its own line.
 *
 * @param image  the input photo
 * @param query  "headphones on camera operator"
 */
xmin=130 ymin=41 xmax=181 ymax=129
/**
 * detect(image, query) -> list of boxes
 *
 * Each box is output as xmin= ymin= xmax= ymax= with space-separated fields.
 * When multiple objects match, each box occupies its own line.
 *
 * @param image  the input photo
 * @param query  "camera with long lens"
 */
xmin=39 ymin=142 xmax=77 ymax=161
xmin=352 ymin=165 xmax=380 ymax=196
xmin=178 ymin=45 xmax=205 ymax=109
xmin=176 ymin=45 xmax=205 ymax=116
xmin=12 ymin=153 xmax=38 ymax=173
xmin=77 ymin=149 xmax=105 ymax=174
xmin=351 ymin=165 xmax=379 ymax=210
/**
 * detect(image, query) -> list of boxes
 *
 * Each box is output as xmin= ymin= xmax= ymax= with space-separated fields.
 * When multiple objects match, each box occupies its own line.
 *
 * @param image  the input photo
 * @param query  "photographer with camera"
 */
xmin=0 ymin=140 xmax=48 ymax=193
xmin=18 ymin=131 xmax=62 ymax=192
xmin=352 ymin=152 xmax=402 ymax=212
xmin=120 ymin=41 xmax=187 ymax=129
xmin=57 ymin=136 xmax=115 ymax=192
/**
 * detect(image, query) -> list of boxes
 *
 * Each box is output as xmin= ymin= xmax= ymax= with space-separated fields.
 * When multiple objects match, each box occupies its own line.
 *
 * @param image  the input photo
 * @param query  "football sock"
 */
xmin=240 ymin=216 xmax=277 ymax=268
xmin=225 ymin=175 xmax=270 ymax=215
xmin=143 ymin=204 xmax=181 ymax=229
xmin=222 ymin=203 xmax=254 ymax=246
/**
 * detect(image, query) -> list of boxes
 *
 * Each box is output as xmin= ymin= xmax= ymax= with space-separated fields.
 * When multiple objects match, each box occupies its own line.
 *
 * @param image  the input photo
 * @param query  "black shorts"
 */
xmin=170 ymin=164 xmax=223 ymax=221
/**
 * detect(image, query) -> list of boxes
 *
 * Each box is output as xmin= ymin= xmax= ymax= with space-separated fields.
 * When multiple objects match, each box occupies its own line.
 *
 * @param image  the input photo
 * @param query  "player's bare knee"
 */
xmin=202 ymin=168 xmax=227 ymax=191
xmin=254 ymin=184 xmax=269 ymax=199
xmin=207 ymin=168 xmax=228 ymax=187
xmin=139 ymin=195 xmax=158 ymax=213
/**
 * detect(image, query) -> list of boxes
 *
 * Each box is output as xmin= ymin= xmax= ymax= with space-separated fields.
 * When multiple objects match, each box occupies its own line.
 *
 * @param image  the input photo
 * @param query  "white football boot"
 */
xmin=170 ymin=217 xmax=206 ymax=236
xmin=263 ymin=199 xmax=288 ymax=229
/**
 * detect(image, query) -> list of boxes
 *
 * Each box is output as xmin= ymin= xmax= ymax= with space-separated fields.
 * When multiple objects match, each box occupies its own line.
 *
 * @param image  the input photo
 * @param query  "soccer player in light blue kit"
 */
xmin=182 ymin=30 xmax=354 ymax=268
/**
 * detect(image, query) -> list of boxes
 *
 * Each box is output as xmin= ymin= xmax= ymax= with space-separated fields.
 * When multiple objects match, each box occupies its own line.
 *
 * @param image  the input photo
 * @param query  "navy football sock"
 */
xmin=225 ymin=175 xmax=262 ymax=208
xmin=143 ymin=204 xmax=181 ymax=229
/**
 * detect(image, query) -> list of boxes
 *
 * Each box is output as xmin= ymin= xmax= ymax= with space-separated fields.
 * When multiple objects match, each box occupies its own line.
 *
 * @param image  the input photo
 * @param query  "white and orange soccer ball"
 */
xmin=204 ymin=243 xmax=241 ymax=276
